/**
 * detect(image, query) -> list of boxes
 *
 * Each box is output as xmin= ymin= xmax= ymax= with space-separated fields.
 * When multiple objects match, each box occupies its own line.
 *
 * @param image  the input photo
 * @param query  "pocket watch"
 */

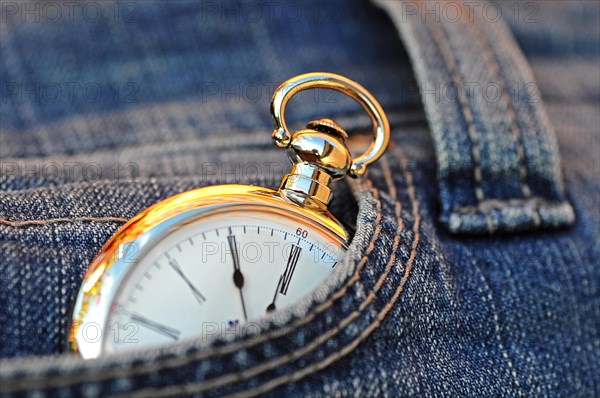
xmin=69 ymin=72 xmax=390 ymax=358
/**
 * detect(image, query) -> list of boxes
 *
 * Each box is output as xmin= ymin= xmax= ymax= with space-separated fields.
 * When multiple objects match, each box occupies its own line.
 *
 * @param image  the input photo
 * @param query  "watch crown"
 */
xmin=288 ymin=119 xmax=352 ymax=179
xmin=305 ymin=118 xmax=348 ymax=139
xmin=278 ymin=119 xmax=352 ymax=209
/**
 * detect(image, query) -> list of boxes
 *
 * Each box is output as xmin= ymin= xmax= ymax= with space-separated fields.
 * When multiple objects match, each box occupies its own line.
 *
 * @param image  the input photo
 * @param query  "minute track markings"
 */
xmin=103 ymin=222 xmax=341 ymax=353
xmin=159 ymin=224 xmax=337 ymax=263
xmin=148 ymin=223 xmax=338 ymax=308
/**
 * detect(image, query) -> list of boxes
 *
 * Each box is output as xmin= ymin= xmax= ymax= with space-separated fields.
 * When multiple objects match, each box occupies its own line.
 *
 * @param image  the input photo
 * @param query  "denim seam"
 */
xmin=0 ymin=177 xmax=386 ymax=391
xmin=419 ymin=0 xmax=492 ymax=233
xmin=107 ymin=176 xmax=389 ymax=397
xmin=120 ymin=145 xmax=419 ymax=397
xmin=224 ymin=146 xmax=421 ymax=397
xmin=453 ymin=197 xmax=566 ymax=214
xmin=463 ymin=7 xmax=544 ymax=229
xmin=0 ymin=217 xmax=128 ymax=227
xmin=467 ymin=9 xmax=533 ymax=203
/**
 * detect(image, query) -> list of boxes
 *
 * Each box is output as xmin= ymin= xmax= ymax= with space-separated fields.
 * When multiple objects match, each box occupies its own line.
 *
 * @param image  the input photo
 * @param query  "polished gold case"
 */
xmin=69 ymin=185 xmax=351 ymax=358
xmin=69 ymin=72 xmax=389 ymax=358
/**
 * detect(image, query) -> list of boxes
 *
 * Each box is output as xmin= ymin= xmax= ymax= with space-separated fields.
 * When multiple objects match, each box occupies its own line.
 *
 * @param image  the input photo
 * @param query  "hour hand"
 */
xmin=266 ymin=275 xmax=283 ymax=313
xmin=228 ymin=234 xmax=248 ymax=320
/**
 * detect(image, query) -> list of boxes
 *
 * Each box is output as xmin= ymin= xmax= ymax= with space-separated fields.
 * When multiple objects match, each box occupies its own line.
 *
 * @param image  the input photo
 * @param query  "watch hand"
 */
xmin=280 ymin=244 xmax=302 ymax=295
xmin=266 ymin=244 xmax=302 ymax=313
xmin=228 ymin=234 xmax=248 ymax=321
xmin=266 ymin=275 xmax=283 ymax=313
xmin=166 ymin=255 xmax=206 ymax=305
xmin=127 ymin=312 xmax=181 ymax=340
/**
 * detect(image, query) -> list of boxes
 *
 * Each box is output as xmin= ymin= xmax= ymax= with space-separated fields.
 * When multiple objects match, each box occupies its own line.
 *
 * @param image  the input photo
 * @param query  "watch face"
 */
xmin=72 ymin=199 xmax=347 ymax=357
xmin=105 ymin=211 xmax=343 ymax=353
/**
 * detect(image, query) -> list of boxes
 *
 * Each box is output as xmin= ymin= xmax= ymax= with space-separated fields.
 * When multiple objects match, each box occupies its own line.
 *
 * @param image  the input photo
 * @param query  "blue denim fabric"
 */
xmin=1 ymin=0 xmax=599 ymax=397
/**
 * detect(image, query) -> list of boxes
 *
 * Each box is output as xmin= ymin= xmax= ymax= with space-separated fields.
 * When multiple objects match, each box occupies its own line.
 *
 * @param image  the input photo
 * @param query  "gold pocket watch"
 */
xmin=69 ymin=72 xmax=390 ymax=358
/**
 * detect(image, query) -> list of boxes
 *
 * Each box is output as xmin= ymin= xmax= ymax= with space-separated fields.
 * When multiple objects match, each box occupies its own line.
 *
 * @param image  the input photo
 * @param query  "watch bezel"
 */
xmin=68 ymin=184 xmax=351 ymax=359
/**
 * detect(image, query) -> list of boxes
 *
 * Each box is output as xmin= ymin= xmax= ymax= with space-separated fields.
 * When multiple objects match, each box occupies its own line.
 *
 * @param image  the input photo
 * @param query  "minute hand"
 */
xmin=167 ymin=256 xmax=206 ymax=305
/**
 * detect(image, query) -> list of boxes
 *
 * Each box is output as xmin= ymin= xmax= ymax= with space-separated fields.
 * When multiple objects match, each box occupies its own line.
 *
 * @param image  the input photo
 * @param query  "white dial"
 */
xmin=101 ymin=210 xmax=344 ymax=353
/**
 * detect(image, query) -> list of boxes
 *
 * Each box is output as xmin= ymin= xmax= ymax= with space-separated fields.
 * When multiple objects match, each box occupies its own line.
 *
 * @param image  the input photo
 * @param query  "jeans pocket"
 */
xmin=0 ymin=131 xmax=423 ymax=397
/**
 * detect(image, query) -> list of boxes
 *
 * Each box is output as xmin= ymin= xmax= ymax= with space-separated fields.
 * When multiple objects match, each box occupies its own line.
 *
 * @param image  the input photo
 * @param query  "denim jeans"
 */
xmin=1 ymin=0 xmax=598 ymax=397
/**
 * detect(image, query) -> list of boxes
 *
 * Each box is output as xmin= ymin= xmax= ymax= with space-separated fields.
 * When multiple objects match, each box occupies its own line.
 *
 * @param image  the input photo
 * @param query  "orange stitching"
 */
xmin=0 ymin=217 xmax=127 ymax=227
xmin=123 ymin=149 xmax=416 ymax=397
xmin=1 ymin=147 xmax=416 ymax=397
xmin=1 ymin=177 xmax=384 ymax=393
xmin=222 ymin=146 xmax=421 ymax=397
xmin=117 ymin=175 xmax=391 ymax=397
